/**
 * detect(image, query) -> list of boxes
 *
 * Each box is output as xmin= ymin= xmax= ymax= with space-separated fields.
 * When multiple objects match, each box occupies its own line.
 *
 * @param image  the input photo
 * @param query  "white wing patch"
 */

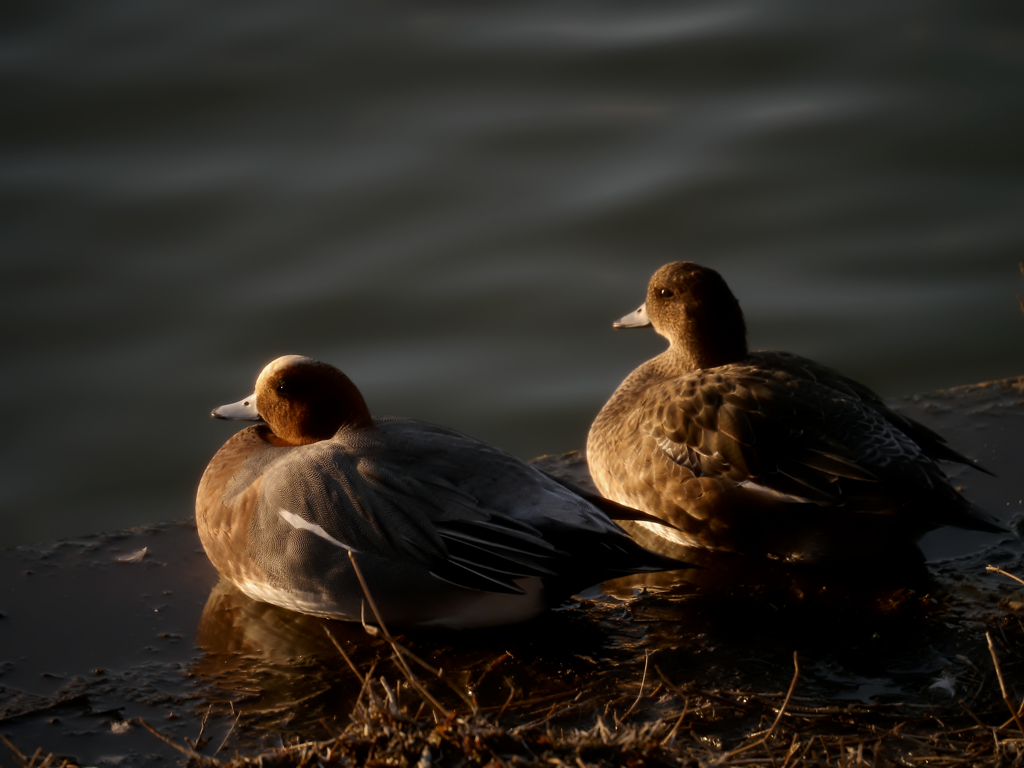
xmin=277 ymin=508 xmax=355 ymax=551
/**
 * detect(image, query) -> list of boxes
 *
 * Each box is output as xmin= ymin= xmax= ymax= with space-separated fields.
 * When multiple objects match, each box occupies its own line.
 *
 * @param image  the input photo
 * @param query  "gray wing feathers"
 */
xmin=250 ymin=421 xmax=618 ymax=594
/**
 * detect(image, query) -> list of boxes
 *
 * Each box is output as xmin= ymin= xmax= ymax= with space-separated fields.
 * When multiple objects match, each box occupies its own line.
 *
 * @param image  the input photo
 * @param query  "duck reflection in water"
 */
xmin=600 ymin=527 xmax=935 ymax=627
xmin=191 ymin=578 xmax=374 ymax=734
xmin=192 ymin=556 xmax=946 ymax=740
xmin=191 ymin=575 xmax=659 ymax=732
xmin=588 ymin=262 xmax=1005 ymax=564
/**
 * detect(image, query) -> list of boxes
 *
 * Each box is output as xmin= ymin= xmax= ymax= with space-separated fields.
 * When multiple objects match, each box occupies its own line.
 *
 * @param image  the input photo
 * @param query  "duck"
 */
xmin=197 ymin=355 xmax=687 ymax=629
xmin=586 ymin=261 xmax=1004 ymax=563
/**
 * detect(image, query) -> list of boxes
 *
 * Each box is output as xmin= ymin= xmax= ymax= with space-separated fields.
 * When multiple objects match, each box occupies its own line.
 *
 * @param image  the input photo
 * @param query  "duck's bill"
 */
xmin=613 ymin=303 xmax=651 ymax=329
xmin=212 ymin=393 xmax=263 ymax=421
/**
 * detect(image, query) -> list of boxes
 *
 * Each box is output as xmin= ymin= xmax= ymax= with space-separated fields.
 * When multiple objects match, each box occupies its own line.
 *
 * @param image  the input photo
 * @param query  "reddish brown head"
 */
xmin=213 ymin=355 xmax=374 ymax=445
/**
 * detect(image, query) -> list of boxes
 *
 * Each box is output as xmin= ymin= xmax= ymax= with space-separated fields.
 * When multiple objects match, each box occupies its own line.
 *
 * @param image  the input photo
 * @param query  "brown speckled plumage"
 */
xmin=587 ymin=262 xmax=1004 ymax=562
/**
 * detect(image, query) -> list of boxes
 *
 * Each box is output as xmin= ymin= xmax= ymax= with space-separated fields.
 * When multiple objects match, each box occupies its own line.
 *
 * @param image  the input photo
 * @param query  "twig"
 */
xmin=193 ymin=704 xmax=212 ymax=747
xmin=719 ymin=651 xmax=801 ymax=761
xmin=347 ymin=550 xmax=452 ymax=717
xmin=766 ymin=651 xmax=801 ymax=739
xmin=510 ymin=700 xmax=595 ymax=734
xmin=473 ymin=651 xmax=512 ymax=691
xmin=780 ymin=734 xmax=809 ymax=768
xmin=987 ymin=566 xmax=1024 ymax=588
xmin=958 ymin=700 xmax=990 ymax=732
xmin=0 ymin=735 xmax=29 ymax=768
xmin=497 ymin=681 xmax=517 ymax=720
xmin=379 ymin=676 xmax=403 ymax=717
xmin=986 ymin=632 xmax=1024 ymax=735
xmin=138 ymin=718 xmax=222 ymax=766
xmin=213 ymin=710 xmax=242 ymax=757
xmin=661 ymin=698 xmax=690 ymax=746
xmin=350 ymin=659 xmax=379 ymax=719
xmin=346 ymin=553 xmax=477 ymax=713
xmin=654 ymin=664 xmax=689 ymax=703
xmin=323 ymin=625 xmax=367 ymax=688
xmin=621 ymin=650 xmax=650 ymax=721
xmin=388 ymin=640 xmax=478 ymax=712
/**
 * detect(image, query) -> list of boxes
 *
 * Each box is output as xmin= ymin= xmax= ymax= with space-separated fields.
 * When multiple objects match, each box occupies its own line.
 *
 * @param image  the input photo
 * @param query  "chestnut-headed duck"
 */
xmin=197 ymin=355 xmax=687 ymax=629
xmin=587 ymin=262 xmax=1004 ymax=563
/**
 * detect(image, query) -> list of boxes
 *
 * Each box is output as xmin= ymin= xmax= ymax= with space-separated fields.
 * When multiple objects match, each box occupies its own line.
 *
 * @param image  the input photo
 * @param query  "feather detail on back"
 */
xmin=588 ymin=262 xmax=1004 ymax=562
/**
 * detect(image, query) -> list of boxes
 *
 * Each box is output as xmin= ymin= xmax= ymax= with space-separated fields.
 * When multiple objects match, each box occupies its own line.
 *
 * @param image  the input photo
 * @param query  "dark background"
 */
xmin=3 ymin=0 xmax=1022 ymax=546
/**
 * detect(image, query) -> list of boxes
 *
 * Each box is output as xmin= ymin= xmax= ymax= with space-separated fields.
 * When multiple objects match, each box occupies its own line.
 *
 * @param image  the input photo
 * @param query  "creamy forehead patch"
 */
xmin=256 ymin=355 xmax=317 ymax=388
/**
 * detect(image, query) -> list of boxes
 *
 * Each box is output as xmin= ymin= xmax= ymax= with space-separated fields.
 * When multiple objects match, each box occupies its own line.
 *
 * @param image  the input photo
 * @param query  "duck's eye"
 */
xmin=276 ymin=378 xmax=288 ymax=394
xmin=659 ymin=288 xmax=675 ymax=298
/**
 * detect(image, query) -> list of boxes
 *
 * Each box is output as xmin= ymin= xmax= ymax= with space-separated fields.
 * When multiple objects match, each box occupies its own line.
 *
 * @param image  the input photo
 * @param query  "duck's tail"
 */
xmin=947 ymin=500 xmax=1010 ymax=535
xmin=539 ymin=469 xmax=684 ymax=531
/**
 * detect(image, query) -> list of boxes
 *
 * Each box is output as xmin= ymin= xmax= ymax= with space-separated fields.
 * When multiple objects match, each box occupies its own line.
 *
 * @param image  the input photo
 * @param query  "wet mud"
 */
xmin=2 ymin=378 xmax=1023 ymax=766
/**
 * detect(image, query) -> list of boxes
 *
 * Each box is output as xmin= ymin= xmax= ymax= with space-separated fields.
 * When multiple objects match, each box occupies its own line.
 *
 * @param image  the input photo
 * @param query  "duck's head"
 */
xmin=614 ymin=262 xmax=747 ymax=370
xmin=212 ymin=355 xmax=373 ymax=445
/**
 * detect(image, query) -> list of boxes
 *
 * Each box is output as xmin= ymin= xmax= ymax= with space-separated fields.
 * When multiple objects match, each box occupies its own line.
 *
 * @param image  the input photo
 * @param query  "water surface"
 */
xmin=2 ymin=0 xmax=1022 ymax=546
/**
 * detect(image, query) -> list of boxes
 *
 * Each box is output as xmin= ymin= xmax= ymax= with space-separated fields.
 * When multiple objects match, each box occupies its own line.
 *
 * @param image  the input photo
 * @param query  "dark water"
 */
xmin=3 ymin=0 xmax=1023 ymax=547
xmin=1 ymin=382 xmax=1022 ymax=765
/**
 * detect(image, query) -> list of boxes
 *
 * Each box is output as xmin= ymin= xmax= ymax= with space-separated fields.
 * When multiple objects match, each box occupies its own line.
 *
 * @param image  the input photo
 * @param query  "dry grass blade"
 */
xmin=959 ymin=701 xmax=990 ymax=732
xmin=718 ymin=650 xmax=800 ymax=761
xmin=987 ymin=565 xmax=1024 ymax=588
xmin=496 ymin=681 xmax=517 ymax=720
xmin=213 ymin=710 xmax=242 ymax=757
xmin=986 ymin=631 xmax=1024 ymax=735
xmin=620 ymin=650 xmax=650 ymax=721
xmin=766 ymin=651 xmax=801 ymax=738
xmin=384 ymin=638 xmax=479 ymax=712
xmin=0 ymin=734 xmax=30 ymax=768
xmin=660 ymin=698 xmax=690 ymax=746
xmin=344 ymin=551 xmax=478 ymax=713
xmin=654 ymin=663 xmax=689 ymax=702
xmin=323 ymin=625 xmax=367 ymax=688
xmin=138 ymin=718 xmax=223 ymax=766
xmin=350 ymin=658 xmax=379 ymax=717
xmin=347 ymin=550 xmax=454 ymax=718
xmin=509 ymin=699 xmax=594 ymax=734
